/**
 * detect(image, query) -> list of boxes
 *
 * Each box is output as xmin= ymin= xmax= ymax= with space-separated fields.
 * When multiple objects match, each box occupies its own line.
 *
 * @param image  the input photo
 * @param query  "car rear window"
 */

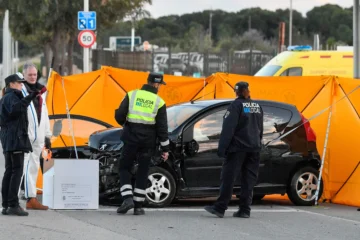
xmin=262 ymin=106 xmax=293 ymax=134
xmin=254 ymin=65 xmax=282 ymax=76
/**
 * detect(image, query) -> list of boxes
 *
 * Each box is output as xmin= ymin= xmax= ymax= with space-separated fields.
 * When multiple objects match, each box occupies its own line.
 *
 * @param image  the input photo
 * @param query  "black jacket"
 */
xmin=0 ymin=88 xmax=37 ymax=153
xmin=114 ymin=84 xmax=170 ymax=152
xmin=218 ymin=97 xmax=263 ymax=157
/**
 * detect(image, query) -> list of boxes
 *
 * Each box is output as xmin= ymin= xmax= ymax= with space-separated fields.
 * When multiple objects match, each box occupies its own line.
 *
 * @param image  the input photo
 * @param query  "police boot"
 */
xmin=204 ymin=205 xmax=224 ymax=218
xmin=233 ymin=209 xmax=250 ymax=218
xmin=7 ymin=206 xmax=29 ymax=216
xmin=1 ymin=207 xmax=8 ymax=215
xmin=134 ymin=208 xmax=145 ymax=215
xmin=117 ymin=198 xmax=134 ymax=214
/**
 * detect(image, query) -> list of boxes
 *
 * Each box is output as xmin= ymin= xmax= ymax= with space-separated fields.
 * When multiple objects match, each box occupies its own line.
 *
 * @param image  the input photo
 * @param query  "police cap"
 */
xmin=147 ymin=72 xmax=166 ymax=85
xmin=234 ymin=81 xmax=249 ymax=91
xmin=5 ymin=72 xmax=26 ymax=86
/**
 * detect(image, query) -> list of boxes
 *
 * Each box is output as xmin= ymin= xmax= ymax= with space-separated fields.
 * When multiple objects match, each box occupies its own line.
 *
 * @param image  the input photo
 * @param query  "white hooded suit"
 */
xmin=21 ymin=83 xmax=52 ymax=198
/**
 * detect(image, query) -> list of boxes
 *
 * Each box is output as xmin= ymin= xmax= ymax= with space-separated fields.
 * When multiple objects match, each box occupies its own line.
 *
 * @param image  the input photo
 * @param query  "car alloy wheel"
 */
xmin=287 ymin=166 xmax=323 ymax=206
xmin=146 ymin=173 xmax=171 ymax=203
xmin=296 ymin=172 xmax=319 ymax=201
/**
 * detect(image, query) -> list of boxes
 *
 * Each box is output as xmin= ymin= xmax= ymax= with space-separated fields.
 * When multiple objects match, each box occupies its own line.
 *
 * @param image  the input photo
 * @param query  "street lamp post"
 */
xmin=354 ymin=0 xmax=360 ymax=78
xmin=83 ymin=0 xmax=90 ymax=73
xmin=289 ymin=0 xmax=293 ymax=46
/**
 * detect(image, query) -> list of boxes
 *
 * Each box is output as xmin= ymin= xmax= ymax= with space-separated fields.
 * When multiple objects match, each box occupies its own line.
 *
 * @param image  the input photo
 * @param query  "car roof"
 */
xmin=176 ymin=98 xmax=297 ymax=111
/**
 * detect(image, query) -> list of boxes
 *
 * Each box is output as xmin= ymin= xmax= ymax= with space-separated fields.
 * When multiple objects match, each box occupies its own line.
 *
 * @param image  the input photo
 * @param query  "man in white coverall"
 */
xmin=21 ymin=62 xmax=52 ymax=210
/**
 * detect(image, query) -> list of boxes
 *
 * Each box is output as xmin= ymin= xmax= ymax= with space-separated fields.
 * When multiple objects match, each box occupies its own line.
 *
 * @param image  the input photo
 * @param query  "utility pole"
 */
xmin=209 ymin=10 xmax=213 ymax=40
xmin=354 ymin=0 xmax=360 ymax=78
xmin=83 ymin=0 xmax=90 ymax=73
xmin=289 ymin=0 xmax=293 ymax=46
xmin=248 ymin=16 xmax=251 ymax=31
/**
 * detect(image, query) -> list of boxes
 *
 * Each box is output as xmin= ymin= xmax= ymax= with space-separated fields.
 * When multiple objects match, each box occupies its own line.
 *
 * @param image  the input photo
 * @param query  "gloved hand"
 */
xmin=27 ymin=91 xmax=40 ymax=99
xmin=45 ymin=137 xmax=51 ymax=149
xmin=22 ymin=91 xmax=40 ymax=105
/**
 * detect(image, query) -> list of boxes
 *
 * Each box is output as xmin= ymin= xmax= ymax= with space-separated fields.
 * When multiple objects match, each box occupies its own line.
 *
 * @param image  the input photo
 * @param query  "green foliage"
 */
xmin=0 ymin=2 xmax=355 ymax=63
xmin=0 ymin=0 xmax=151 ymax=72
xmin=98 ymin=3 xmax=354 ymax=54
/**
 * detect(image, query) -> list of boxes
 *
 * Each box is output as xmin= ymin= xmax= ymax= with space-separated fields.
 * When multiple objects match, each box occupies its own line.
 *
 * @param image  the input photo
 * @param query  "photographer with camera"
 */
xmin=0 ymin=73 xmax=39 ymax=216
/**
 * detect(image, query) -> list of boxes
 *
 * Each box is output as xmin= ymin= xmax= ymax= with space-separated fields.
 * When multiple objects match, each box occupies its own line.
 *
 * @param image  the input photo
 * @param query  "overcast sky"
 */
xmin=146 ymin=0 xmax=353 ymax=18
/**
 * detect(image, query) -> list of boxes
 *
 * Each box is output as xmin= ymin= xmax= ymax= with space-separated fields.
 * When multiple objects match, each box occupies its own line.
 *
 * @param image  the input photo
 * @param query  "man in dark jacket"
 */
xmin=0 ymin=73 xmax=38 ymax=216
xmin=114 ymin=72 xmax=170 ymax=215
xmin=204 ymin=81 xmax=263 ymax=219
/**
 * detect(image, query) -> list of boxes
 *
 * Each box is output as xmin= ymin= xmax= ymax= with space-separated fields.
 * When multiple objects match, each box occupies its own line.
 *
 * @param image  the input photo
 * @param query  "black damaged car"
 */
xmin=52 ymin=99 xmax=324 ymax=207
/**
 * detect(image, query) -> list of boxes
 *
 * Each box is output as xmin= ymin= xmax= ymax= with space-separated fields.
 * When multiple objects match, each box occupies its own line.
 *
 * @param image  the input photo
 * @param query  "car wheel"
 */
xmin=287 ymin=166 xmax=323 ymax=206
xmin=145 ymin=167 xmax=176 ymax=208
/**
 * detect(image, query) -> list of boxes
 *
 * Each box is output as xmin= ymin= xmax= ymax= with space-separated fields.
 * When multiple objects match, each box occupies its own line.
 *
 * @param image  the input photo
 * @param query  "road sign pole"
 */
xmin=83 ymin=0 xmax=90 ymax=73
xmin=131 ymin=27 xmax=135 ymax=52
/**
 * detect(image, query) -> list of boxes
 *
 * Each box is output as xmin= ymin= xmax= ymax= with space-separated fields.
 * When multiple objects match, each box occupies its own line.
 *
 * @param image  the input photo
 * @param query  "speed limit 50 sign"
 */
xmin=78 ymin=30 xmax=96 ymax=48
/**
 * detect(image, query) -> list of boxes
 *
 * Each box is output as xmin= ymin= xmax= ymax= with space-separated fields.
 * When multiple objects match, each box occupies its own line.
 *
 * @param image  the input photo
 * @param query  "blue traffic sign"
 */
xmin=78 ymin=11 xmax=96 ymax=30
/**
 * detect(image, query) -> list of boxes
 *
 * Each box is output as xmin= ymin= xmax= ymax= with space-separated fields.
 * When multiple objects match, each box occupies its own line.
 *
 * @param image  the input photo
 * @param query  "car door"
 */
xmin=182 ymin=108 xmax=227 ymax=188
xmin=260 ymin=105 xmax=294 ymax=184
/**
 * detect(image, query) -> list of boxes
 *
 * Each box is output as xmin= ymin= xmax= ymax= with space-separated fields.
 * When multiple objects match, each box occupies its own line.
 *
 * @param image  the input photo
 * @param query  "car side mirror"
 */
xmin=53 ymin=120 xmax=63 ymax=137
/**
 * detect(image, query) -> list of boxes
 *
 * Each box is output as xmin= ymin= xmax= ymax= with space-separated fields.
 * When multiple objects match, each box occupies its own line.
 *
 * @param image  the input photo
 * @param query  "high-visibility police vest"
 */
xmin=127 ymin=89 xmax=165 ymax=125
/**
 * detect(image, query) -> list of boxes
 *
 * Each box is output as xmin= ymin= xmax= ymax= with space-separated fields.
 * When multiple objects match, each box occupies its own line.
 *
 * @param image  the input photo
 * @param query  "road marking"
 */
xmin=296 ymin=209 xmax=360 ymax=225
xmin=56 ymin=208 xmax=300 ymax=213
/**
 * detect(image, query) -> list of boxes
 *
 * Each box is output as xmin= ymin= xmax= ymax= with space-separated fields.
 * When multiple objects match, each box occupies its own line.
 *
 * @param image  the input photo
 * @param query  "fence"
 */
xmin=91 ymin=49 xmax=275 ymax=77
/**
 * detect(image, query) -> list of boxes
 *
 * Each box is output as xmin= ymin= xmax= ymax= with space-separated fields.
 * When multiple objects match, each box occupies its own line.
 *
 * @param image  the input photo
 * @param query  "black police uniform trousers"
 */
xmin=119 ymin=142 xmax=154 ymax=208
xmin=1 ymin=151 xmax=24 ymax=208
xmin=214 ymin=151 xmax=260 ymax=214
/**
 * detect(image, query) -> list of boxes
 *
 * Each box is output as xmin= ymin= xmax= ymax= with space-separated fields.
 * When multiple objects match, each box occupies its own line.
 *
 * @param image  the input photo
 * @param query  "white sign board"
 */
xmin=43 ymin=159 xmax=99 ymax=210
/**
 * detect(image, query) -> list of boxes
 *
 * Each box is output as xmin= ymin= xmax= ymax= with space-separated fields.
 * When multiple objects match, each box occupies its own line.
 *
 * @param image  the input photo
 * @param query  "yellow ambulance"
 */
xmin=254 ymin=45 xmax=354 ymax=77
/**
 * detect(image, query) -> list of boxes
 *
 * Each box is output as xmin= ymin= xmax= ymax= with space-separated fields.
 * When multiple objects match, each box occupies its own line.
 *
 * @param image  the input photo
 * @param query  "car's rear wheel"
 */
xmin=287 ymin=166 xmax=323 ymax=206
xmin=145 ymin=167 xmax=176 ymax=208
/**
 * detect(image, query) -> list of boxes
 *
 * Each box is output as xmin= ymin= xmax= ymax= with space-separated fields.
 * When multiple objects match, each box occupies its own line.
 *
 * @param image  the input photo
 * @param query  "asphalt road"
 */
xmin=0 ymin=153 xmax=359 ymax=239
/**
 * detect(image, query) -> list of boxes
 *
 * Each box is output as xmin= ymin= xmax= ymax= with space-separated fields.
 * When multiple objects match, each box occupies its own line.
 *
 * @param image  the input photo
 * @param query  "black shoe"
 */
xmin=233 ymin=210 xmax=250 ymax=218
xmin=117 ymin=198 xmax=134 ymax=214
xmin=134 ymin=208 xmax=145 ymax=215
xmin=204 ymin=205 xmax=224 ymax=218
xmin=1 ymin=207 xmax=8 ymax=215
xmin=7 ymin=206 xmax=29 ymax=216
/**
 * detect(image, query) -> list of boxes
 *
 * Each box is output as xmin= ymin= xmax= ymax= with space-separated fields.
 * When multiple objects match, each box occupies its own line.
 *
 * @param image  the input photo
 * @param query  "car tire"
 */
xmin=144 ymin=167 xmax=176 ymax=208
xmin=287 ymin=166 xmax=324 ymax=206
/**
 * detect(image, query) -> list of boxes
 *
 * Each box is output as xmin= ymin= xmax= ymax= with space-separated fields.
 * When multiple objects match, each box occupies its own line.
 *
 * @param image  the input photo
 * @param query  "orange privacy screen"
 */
xmin=46 ymin=67 xmax=360 ymax=208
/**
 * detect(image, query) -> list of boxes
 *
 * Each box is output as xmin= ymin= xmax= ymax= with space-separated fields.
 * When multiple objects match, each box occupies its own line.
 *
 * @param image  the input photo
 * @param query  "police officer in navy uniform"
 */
xmin=204 ymin=81 xmax=263 ymax=218
xmin=114 ymin=72 xmax=170 ymax=215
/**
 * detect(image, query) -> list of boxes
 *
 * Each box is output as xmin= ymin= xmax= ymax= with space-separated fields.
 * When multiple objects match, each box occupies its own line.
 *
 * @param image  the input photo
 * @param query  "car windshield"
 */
xmin=254 ymin=65 xmax=282 ymax=76
xmin=167 ymin=104 xmax=205 ymax=132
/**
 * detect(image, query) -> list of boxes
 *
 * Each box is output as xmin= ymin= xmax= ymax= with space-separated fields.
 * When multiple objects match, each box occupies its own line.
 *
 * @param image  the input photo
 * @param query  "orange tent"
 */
xmin=46 ymin=67 xmax=206 ymax=148
xmin=193 ymin=73 xmax=360 ymax=207
xmin=45 ymin=68 xmax=360 ymax=207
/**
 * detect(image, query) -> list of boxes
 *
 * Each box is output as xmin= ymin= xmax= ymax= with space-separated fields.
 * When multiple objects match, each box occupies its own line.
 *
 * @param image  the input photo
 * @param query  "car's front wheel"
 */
xmin=287 ymin=166 xmax=323 ymax=206
xmin=145 ymin=167 xmax=176 ymax=208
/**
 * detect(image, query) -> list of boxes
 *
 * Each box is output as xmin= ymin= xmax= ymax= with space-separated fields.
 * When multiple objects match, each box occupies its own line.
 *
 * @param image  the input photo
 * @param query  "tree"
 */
xmin=0 ymin=0 xmax=151 ymax=74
